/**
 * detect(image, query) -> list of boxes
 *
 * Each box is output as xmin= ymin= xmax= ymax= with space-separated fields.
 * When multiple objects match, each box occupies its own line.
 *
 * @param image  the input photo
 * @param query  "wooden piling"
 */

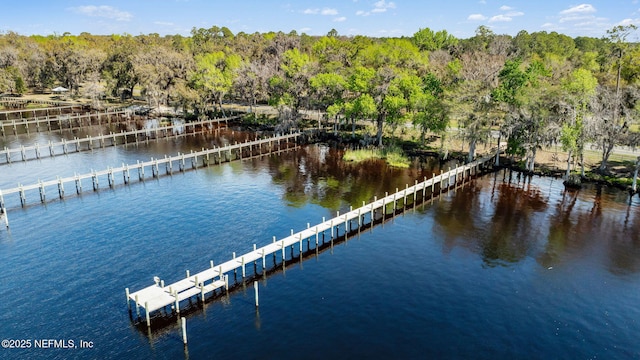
xmin=254 ymin=281 xmax=259 ymax=307
xmin=145 ymin=302 xmax=151 ymax=326
xmin=181 ymin=317 xmax=187 ymax=344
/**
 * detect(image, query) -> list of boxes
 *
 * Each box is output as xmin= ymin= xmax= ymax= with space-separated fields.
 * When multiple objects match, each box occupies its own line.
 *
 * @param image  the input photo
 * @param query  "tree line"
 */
xmin=0 ymin=24 xmax=638 ymax=173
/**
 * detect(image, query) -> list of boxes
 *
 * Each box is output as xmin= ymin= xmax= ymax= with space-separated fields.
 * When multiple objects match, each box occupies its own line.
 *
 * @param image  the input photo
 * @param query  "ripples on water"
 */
xmin=1 ymin=124 xmax=639 ymax=359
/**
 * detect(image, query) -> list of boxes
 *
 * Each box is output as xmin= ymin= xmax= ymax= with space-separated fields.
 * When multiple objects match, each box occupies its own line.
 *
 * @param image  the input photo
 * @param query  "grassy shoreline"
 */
xmin=342 ymin=147 xmax=411 ymax=168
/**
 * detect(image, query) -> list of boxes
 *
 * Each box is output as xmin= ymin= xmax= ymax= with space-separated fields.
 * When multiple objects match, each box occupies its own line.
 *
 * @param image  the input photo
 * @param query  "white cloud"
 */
xmin=154 ymin=21 xmax=174 ymax=26
xmin=321 ymin=8 xmax=339 ymax=15
xmin=300 ymin=27 xmax=312 ymax=33
xmin=560 ymin=4 xmax=596 ymax=15
xmin=541 ymin=22 xmax=554 ymax=28
xmin=372 ymin=0 xmax=396 ymax=13
xmin=618 ymin=18 xmax=640 ymax=26
xmin=489 ymin=14 xmax=512 ymax=22
xmin=468 ymin=14 xmax=487 ymax=21
xmin=334 ymin=16 xmax=347 ymax=22
xmin=303 ymin=7 xmax=338 ymax=15
xmin=357 ymin=0 xmax=395 ymax=16
xmin=70 ymin=5 xmax=133 ymax=21
xmin=500 ymin=5 xmax=513 ymax=11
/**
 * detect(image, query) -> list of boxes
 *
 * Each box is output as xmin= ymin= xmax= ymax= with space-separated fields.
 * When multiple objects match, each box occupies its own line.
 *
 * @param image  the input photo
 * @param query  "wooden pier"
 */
xmin=0 ymin=108 xmax=134 ymax=135
xmin=126 ymin=153 xmax=495 ymax=327
xmin=0 ymin=104 xmax=86 ymax=121
xmin=0 ymin=132 xmax=301 ymax=220
xmin=0 ymin=98 xmax=75 ymax=111
xmin=0 ymin=115 xmax=241 ymax=164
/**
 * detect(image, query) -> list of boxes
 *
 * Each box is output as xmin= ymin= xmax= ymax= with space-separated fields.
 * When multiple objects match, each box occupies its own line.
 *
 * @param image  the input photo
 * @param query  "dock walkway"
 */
xmin=0 ymin=131 xmax=301 ymax=216
xmin=126 ymin=153 xmax=495 ymax=326
xmin=0 ymin=108 xmax=132 ymax=135
xmin=0 ymin=104 xmax=86 ymax=121
xmin=0 ymin=115 xmax=241 ymax=163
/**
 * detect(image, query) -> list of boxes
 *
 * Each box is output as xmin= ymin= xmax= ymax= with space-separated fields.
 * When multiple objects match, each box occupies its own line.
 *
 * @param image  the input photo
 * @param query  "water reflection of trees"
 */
xmin=433 ymin=170 xmax=549 ymax=266
xmin=264 ymin=145 xmax=446 ymax=211
xmin=540 ymin=185 xmax=640 ymax=275
xmin=243 ymin=144 xmax=640 ymax=276
xmin=430 ymin=168 xmax=640 ymax=274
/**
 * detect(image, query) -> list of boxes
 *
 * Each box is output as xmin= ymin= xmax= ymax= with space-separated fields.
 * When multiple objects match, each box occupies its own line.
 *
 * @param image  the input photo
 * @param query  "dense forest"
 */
xmin=0 ymin=25 xmax=639 ymax=176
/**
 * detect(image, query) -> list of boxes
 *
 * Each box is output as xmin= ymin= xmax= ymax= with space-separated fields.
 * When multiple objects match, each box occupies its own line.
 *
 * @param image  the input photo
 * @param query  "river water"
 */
xmin=1 ymin=123 xmax=639 ymax=359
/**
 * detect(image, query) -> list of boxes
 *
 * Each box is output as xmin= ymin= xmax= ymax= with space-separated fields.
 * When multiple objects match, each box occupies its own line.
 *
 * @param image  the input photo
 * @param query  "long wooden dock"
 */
xmin=0 ymin=115 xmax=241 ymax=164
xmin=0 ymin=131 xmax=301 ymax=218
xmin=126 ymin=153 xmax=495 ymax=327
xmin=0 ymin=96 xmax=75 ymax=107
xmin=0 ymin=108 xmax=134 ymax=135
xmin=0 ymin=104 xmax=86 ymax=121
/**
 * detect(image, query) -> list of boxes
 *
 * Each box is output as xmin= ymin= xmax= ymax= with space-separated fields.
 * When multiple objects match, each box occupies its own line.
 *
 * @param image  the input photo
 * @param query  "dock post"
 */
xmin=123 ymin=164 xmax=129 ymax=184
xmin=394 ymin=188 xmax=398 ymax=212
xmin=125 ymin=288 xmax=131 ymax=310
xmin=135 ymin=295 xmax=140 ymax=316
xmin=210 ymin=260 xmax=214 ymax=268
xmin=181 ymin=317 xmax=187 ymax=344
xmin=21 ymin=145 xmax=25 ymax=161
xmin=440 ymin=170 xmax=444 ymax=195
xmin=4 ymin=147 xmax=9 ymax=163
xmin=262 ymin=249 xmax=266 ymax=269
xmin=372 ymin=197 xmax=376 ymax=223
xmin=57 ymin=177 xmax=64 ymax=198
xmin=315 ymin=226 xmax=319 ymax=245
xmin=254 ymin=281 xmax=259 ymax=307
xmin=384 ymin=192 xmax=389 ymax=219
xmin=403 ymin=184 xmax=408 ymax=207
xmin=219 ymin=265 xmax=223 ymax=281
xmin=92 ymin=171 xmax=98 ymax=190
xmin=432 ymin=174 xmax=435 ymax=193
xmin=1 ymin=207 xmax=7 ymax=228
xmin=330 ymin=220 xmax=334 ymax=238
xmin=174 ymin=291 xmax=180 ymax=314
xmin=137 ymin=160 xmax=143 ymax=180
xmin=108 ymin=168 xmax=114 ymax=187
xmin=39 ymin=180 xmax=45 ymax=203
xmin=242 ymin=257 xmax=246 ymax=278
xmin=224 ymin=274 xmax=229 ymax=292
xmin=186 ymin=270 xmax=190 ymax=278
xmin=145 ymin=302 xmax=151 ymax=326
xmin=35 ymin=143 xmax=40 ymax=159
xmin=75 ymin=174 xmax=82 ymax=194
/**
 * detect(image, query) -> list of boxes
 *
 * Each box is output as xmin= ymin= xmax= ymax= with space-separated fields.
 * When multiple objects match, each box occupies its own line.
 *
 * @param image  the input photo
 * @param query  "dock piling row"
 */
xmin=126 ymin=153 xmax=495 ymax=326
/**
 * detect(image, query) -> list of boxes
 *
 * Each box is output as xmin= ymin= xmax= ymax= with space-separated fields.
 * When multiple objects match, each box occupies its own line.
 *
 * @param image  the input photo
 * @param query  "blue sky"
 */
xmin=2 ymin=1 xmax=638 ymax=39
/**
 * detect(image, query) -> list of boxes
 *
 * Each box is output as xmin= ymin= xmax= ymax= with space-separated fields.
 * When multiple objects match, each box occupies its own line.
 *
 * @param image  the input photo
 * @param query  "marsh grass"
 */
xmin=343 ymin=146 xmax=410 ymax=168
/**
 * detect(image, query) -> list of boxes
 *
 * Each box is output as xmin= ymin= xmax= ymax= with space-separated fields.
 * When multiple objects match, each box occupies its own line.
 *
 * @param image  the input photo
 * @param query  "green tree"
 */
xmin=192 ymin=50 xmax=241 ymax=116
xmin=413 ymin=28 xmax=458 ymax=52
xmin=561 ymin=68 xmax=597 ymax=176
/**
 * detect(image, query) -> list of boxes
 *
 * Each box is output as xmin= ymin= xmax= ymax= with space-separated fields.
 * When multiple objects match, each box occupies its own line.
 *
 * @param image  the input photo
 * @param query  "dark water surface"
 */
xmin=1 ymin=126 xmax=640 ymax=359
